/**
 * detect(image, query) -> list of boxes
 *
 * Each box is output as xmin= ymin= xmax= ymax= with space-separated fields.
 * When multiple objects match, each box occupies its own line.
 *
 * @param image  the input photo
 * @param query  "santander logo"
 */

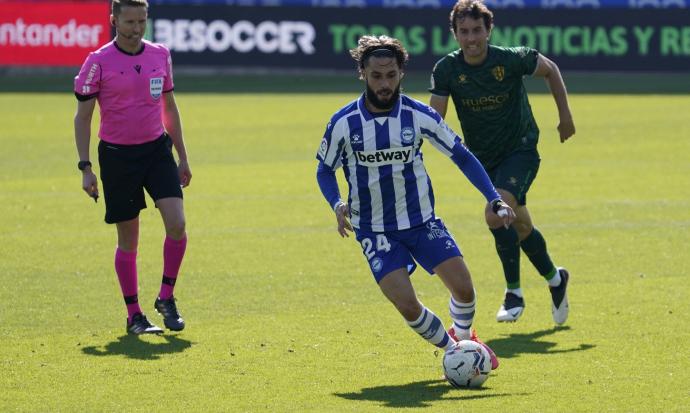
xmin=0 ymin=2 xmax=110 ymax=66
xmin=0 ymin=18 xmax=104 ymax=48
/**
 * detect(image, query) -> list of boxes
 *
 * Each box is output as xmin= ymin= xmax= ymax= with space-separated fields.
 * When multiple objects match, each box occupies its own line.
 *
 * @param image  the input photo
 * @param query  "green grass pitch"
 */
xmin=0 ymin=90 xmax=689 ymax=412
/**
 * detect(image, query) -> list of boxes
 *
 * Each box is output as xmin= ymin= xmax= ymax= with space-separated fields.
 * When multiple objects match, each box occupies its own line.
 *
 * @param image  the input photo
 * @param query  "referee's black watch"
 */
xmin=77 ymin=160 xmax=92 ymax=171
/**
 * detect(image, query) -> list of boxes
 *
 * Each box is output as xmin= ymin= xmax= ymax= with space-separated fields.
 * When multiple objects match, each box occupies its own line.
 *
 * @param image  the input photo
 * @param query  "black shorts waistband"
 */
xmin=99 ymin=132 xmax=168 ymax=149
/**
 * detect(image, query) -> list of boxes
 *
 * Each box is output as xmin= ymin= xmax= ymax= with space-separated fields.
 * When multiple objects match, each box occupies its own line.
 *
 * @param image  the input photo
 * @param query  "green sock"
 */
xmin=520 ymin=228 xmax=556 ymax=280
xmin=490 ymin=226 xmax=521 ymax=289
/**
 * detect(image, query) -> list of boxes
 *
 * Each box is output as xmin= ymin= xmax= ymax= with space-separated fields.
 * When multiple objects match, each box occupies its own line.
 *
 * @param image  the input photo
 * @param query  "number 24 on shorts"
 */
xmin=361 ymin=234 xmax=392 ymax=259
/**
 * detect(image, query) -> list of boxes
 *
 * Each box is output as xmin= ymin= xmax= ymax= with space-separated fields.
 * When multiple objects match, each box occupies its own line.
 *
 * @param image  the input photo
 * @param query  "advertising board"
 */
xmin=0 ymin=1 xmax=111 ymax=66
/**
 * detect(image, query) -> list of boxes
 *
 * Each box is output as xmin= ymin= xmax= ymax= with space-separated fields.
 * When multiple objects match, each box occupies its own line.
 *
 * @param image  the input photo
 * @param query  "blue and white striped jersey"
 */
xmin=316 ymin=93 xmax=493 ymax=232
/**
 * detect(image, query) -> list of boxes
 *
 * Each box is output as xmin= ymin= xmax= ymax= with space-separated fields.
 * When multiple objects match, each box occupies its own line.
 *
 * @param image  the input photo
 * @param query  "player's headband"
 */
xmin=361 ymin=48 xmax=397 ymax=67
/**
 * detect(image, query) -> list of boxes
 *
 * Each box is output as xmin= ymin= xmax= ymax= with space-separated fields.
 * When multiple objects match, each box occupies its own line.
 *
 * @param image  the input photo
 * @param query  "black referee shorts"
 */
xmin=98 ymin=133 xmax=183 ymax=224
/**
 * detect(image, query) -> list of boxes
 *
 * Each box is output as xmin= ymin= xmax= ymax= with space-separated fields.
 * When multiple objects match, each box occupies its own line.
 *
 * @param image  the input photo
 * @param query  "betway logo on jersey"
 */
xmin=154 ymin=19 xmax=315 ymax=54
xmin=355 ymin=147 xmax=414 ymax=167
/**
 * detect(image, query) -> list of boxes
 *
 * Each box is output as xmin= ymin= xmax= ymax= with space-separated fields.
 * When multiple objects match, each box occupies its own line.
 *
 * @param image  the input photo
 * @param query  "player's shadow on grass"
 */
xmin=334 ymin=379 xmax=521 ymax=408
xmin=484 ymin=326 xmax=595 ymax=359
xmin=81 ymin=334 xmax=193 ymax=360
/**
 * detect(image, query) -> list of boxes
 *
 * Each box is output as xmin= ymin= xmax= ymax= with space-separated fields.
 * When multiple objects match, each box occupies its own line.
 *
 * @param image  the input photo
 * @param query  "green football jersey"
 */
xmin=430 ymin=45 xmax=540 ymax=170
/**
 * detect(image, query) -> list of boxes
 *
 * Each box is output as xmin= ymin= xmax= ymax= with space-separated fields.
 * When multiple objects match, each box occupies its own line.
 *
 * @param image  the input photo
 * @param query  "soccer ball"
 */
xmin=442 ymin=340 xmax=492 ymax=388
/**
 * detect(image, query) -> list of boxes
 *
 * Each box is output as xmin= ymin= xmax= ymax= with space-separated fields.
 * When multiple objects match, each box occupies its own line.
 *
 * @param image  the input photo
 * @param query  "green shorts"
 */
xmin=486 ymin=149 xmax=540 ymax=206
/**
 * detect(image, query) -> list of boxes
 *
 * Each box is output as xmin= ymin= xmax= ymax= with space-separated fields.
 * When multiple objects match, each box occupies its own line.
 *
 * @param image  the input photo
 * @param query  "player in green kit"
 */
xmin=429 ymin=0 xmax=575 ymax=325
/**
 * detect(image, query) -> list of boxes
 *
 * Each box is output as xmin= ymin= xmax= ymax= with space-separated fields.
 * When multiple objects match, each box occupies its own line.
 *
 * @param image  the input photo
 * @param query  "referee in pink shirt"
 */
xmin=74 ymin=0 xmax=190 ymax=335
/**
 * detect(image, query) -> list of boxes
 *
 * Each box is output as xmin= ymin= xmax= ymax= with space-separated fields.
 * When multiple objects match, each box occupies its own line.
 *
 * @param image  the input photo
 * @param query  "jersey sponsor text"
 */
xmin=355 ymin=147 xmax=414 ymax=166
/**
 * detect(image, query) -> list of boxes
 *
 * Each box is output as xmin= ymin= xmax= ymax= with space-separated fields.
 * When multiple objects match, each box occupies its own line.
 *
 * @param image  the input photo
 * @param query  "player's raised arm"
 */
xmin=533 ymin=54 xmax=575 ymax=143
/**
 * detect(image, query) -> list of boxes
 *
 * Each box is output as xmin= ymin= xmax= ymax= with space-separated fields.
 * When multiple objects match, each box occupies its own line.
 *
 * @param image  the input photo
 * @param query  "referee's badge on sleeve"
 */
xmin=150 ymin=77 xmax=163 ymax=99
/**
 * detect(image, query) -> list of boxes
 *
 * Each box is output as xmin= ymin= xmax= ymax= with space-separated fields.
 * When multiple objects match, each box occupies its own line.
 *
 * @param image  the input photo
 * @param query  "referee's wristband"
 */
xmin=333 ymin=200 xmax=346 ymax=213
xmin=491 ymin=199 xmax=506 ymax=214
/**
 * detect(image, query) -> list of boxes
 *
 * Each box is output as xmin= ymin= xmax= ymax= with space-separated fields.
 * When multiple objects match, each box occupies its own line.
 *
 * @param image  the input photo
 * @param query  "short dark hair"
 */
xmin=112 ymin=0 xmax=148 ymax=17
xmin=450 ymin=0 xmax=493 ymax=33
xmin=349 ymin=35 xmax=409 ymax=77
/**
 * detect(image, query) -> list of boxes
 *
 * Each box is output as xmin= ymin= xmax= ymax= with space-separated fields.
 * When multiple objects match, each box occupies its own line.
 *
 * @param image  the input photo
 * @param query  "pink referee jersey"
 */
xmin=74 ymin=40 xmax=174 ymax=145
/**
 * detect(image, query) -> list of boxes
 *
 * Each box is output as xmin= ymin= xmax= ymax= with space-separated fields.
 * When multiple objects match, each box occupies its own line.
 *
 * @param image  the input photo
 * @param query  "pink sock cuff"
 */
xmin=116 ymin=248 xmax=137 ymax=261
xmin=165 ymin=235 xmax=187 ymax=246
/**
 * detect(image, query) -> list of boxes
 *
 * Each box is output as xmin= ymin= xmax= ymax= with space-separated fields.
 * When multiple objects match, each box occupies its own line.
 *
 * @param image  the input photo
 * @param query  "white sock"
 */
xmin=507 ymin=287 xmax=523 ymax=298
xmin=547 ymin=269 xmax=562 ymax=288
xmin=449 ymin=295 xmax=475 ymax=340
